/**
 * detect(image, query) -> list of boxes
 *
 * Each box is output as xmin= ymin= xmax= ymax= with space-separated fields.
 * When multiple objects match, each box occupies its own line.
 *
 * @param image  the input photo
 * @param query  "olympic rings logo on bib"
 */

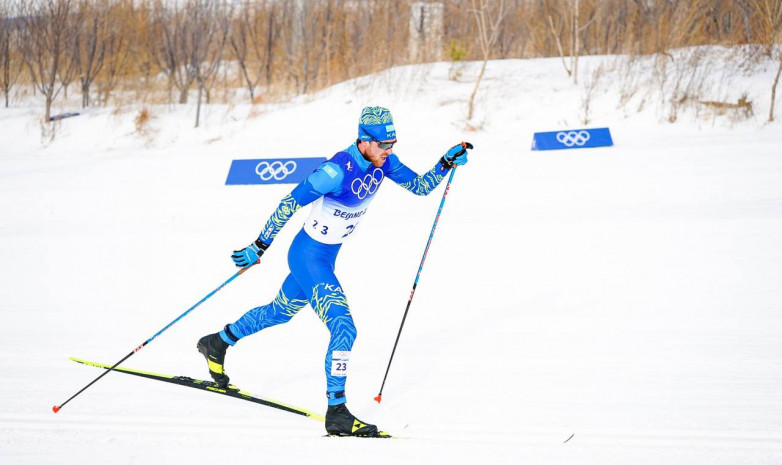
xmin=556 ymin=130 xmax=591 ymax=147
xmin=351 ymin=168 xmax=384 ymax=199
xmin=256 ymin=160 xmax=298 ymax=181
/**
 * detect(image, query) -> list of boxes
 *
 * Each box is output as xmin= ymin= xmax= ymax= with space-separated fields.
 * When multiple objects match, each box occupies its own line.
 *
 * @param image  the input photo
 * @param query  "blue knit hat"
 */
xmin=358 ymin=106 xmax=396 ymax=141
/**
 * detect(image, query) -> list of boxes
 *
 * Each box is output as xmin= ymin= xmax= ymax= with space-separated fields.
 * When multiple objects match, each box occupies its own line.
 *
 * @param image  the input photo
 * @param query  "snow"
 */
xmin=2 ymin=53 xmax=782 ymax=464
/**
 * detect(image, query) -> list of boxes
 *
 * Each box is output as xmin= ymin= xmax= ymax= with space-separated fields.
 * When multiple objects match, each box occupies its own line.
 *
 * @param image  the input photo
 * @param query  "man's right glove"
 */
xmin=440 ymin=142 xmax=474 ymax=169
xmin=231 ymin=239 xmax=269 ymax=268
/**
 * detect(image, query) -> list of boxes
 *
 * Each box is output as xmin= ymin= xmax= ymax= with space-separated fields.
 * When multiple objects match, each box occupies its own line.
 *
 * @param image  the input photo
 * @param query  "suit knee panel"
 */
xmin=311 ymin=282 xmax=350 ymax=326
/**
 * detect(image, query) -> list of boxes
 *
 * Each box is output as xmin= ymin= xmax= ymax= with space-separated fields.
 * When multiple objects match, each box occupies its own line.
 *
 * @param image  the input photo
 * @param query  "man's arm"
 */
xmin=258 ymin=161 xmax=344 ymax=245
xmin=386 ymin=158 xmax=449 ymax=196
xmin=231 ymin=162 xmax=343 ymax=267
xmin=385 ymin=143 xmax=471 ymax=196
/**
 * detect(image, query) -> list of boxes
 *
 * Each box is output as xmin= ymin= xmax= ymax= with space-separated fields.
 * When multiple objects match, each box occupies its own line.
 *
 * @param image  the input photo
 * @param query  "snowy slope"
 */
xmin=1 ymin=54 xmax=782 ymax=464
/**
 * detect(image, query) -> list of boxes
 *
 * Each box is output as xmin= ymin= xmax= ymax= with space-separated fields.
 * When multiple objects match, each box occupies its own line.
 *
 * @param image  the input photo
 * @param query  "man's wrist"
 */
xmin=254 ymin=239 xmax=270 ymax=253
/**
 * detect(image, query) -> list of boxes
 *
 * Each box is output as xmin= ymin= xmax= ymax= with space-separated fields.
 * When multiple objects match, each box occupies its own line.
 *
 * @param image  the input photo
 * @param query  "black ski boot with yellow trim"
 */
xmin=196 ymin=327 xmax=235 ymax=388
xmin=325 ymin=402 xmax=380 ymax=437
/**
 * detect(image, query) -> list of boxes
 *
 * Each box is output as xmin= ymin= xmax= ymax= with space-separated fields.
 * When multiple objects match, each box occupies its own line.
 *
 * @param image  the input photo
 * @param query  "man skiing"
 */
xmin=197 ymin=106 xmax=471 ymax=437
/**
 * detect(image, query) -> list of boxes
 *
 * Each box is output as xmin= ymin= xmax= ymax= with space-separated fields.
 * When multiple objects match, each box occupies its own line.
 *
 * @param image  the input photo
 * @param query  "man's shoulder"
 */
xmin=324 ymin=152 xmax=354 ymax=176
xmin=307 ymin=157 xmax=347 ymax=194
xmin=319 ymin=162 xmax=342 ymax=179
xmin=330 ymin=149 xmax=374 ymax=175
xmin=328 ymin=150 xmax=352 ymax=165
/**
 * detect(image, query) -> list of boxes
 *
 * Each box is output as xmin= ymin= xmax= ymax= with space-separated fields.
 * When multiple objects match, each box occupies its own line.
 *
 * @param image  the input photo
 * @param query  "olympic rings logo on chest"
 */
xmin=351 ymin=168 xmax=384 ymax=199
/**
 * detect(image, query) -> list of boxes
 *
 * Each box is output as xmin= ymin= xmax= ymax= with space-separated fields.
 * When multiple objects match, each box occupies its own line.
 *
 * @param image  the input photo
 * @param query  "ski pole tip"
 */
xmin=374 ymin=394 xmax=382 ymax=403
xmin=52 ymin=405 xmax=61 ymax=413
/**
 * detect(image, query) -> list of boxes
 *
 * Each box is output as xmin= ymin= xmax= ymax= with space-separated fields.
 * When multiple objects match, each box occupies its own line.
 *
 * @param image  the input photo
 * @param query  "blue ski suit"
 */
xmin=220 ymin=143 xmax=451 ymax=405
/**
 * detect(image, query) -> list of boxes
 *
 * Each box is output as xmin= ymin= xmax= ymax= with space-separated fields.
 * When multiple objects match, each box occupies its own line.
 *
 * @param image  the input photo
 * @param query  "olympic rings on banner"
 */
xmin=256 ymin=160 xmax=298 ymax=181
xmin=556 ymin=130 xmax=591 ymax=147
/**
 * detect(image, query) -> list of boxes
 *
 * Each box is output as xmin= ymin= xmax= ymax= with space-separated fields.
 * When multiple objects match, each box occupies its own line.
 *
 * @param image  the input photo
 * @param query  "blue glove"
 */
xmin=231 ymin=239 xmax=269 ymax=268
xmin=440 ymin=142 xmax=473 ymax=169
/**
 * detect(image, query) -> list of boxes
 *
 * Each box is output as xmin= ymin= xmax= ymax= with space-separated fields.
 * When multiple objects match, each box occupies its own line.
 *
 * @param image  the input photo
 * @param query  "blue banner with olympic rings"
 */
xmin=225 ymin=157 xmax=327 ymax=185
xmin=531 ymin=127 xmax=614 ymax=151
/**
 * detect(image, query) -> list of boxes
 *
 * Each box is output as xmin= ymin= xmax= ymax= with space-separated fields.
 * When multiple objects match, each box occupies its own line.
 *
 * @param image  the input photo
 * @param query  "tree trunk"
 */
xmin=195 ymin=78 xmax=203 ymax=128
xmin=573 ymin=0 xmax=579 ymax=85
xmin=769 ymin=55 xmax=782 ymax=123
xmin=82 ymin=81 xmax=90 ymax=108
xmin=44 ymin=93 xmax=53 ymax=123
xmin=2 ymin=41 xmax=9 ymax=108
xmin=548 ymin=15 xmax=571 ymax=77
xmin=467 ymin=59 xmax=488 ymax=121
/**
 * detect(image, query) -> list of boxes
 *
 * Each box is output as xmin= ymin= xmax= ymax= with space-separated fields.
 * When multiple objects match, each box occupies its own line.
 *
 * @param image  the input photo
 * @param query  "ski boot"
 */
xmin=196 ymin=328 xmax=233 ymax=388
xmin=325 ymin=402 xmax=380 ymax=437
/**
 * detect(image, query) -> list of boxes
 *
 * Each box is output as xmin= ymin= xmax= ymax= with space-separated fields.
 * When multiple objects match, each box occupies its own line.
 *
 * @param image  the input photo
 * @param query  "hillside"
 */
xmin=1 ymin=53 xmax=781 ymax=465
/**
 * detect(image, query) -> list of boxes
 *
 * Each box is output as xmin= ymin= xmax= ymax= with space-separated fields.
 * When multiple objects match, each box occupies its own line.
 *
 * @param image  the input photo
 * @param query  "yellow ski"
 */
xmin=70 ymin=357 xmax=324 ymax=421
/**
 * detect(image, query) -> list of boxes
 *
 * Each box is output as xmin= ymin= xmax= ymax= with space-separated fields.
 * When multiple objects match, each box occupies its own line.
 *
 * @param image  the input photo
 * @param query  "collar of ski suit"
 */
xmin=345 ymin=143 xmax=373 ymax=172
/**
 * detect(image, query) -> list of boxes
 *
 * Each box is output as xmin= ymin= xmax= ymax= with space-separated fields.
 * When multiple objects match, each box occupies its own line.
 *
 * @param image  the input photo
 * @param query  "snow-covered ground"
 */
xmin=2 ymin=53 xmax=782 ymax=464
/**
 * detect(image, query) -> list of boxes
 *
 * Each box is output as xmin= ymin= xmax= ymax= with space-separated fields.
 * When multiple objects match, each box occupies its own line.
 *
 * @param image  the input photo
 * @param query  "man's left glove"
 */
xmin=440 ymin=142 xmax=473 ymax=169
xmin=231 ymin=239 xmax=269 ymax=268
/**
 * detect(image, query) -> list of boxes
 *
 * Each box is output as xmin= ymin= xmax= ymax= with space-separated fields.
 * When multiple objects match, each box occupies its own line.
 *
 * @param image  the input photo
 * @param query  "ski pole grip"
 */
xmin=238 ymin=259 xmax=260 ymax=275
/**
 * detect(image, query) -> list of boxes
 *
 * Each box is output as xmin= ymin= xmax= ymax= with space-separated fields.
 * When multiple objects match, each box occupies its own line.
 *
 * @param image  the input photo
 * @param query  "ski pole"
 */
xmin=374 ymin=142 xmax=471 ymax=403
xmin=53 ymin=261 xmax=258 ymax=413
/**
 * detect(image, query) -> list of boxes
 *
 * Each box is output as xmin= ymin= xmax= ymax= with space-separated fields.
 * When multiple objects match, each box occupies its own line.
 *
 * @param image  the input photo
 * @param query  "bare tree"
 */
xmin=571 ymin=0 xmax=580 ymax=83
xmin=230 ymin=0 xmax=276 ymax=103
xmin=743 ymin=0 xmax=782 ymax=122
xmin=0 ymin=17 xmax=10 ymax=107
xmin=283 ymin=0 xmax=327 ymax=95
xmin=191 ymin=0 xmax=230 ymax=128
xmin=773 ymin=49 xmax=782 ymax=123
xmin=467 ymin=0 xmax=506 ymax=121
xmin=72 ymin=0 xmax=109 ymax=108
xmin=151 ymin=1 xmax=197 ymax=104
xmin=131 ymin=0 xmax=160 ymax=102
xmin=545 ymin=1 xmax=573 ymax=80
xmin=495 ymin=0 xmax=529 ymax=59
xmin=20 ymin=0 xmax=78 ymax=123
xmin=545 ymin=0 xmax=605 ymax=85
xmin=262 ymin=1 xmax=283 ymax=89
xmin=150 ymin=0 xmax=230 ymax=126
xmin=1 ymin=0 xmax=24 ymax=108
xmin=94 ymin=1 xmax=131 ymax=107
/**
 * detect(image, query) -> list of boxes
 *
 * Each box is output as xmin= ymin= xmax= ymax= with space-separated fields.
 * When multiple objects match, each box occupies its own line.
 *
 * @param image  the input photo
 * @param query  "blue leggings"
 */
xmin=224 ymin=229 xmax=355 ymax=405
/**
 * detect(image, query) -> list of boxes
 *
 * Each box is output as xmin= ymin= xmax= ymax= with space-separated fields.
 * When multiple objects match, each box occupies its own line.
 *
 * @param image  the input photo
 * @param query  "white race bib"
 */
xmin=304 ymin=197 xmax=367 ymax=244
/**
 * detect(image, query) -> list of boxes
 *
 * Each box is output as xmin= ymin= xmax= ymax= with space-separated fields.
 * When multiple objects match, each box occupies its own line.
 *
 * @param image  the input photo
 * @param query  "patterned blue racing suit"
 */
xmin=222 ymin=143 xmax=451 ymax=405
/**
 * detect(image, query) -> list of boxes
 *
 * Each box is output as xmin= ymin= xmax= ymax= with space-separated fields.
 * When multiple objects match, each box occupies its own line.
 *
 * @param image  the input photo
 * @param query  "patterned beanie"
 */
xmin=358 ymin=106 xmax=396 ymax=141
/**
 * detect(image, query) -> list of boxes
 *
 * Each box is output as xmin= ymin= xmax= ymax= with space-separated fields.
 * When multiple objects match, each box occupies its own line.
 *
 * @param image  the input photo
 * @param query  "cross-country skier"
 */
xmin=197 ymin=106 xmax=471 ymax=437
